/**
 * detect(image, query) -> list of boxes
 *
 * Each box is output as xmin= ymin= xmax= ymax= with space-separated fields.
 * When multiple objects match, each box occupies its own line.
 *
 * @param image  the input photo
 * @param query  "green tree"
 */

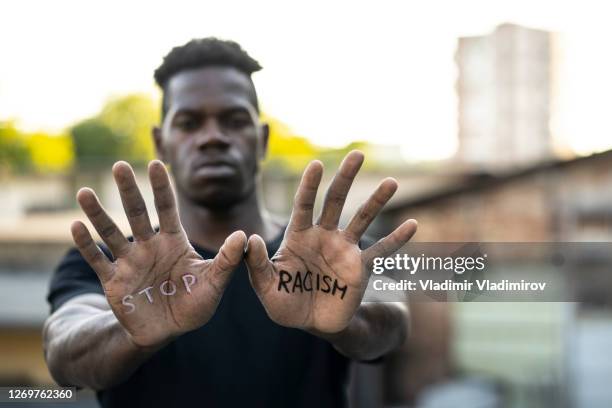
xmin=260 ymin=113 xmax=376 ymax=173
xmin=98 ymin=94 xmax=159 ymax=166
xmin=26 ymin=132 xmax=73 ymax=173
xmin=0 ymin=121 xmax=31 ymax=174
xmin=70 ymin=119 xmax=122 ymax=169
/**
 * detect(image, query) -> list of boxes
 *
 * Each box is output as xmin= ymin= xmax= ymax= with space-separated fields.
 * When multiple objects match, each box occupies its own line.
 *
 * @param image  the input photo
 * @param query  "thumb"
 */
xmin=245 ymin=234 xmax=274 ymax=294
xmin=209 ymin=230 xmax=247 ymax=291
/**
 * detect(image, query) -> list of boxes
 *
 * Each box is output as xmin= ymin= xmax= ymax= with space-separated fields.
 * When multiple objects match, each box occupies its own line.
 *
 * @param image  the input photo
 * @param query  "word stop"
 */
xmin=122 ymin=274 xmax=196 ymax=313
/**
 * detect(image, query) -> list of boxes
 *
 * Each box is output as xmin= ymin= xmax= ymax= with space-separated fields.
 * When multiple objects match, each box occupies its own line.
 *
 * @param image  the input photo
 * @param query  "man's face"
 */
xmin=154 ymin=66 xmax=268 ymax=209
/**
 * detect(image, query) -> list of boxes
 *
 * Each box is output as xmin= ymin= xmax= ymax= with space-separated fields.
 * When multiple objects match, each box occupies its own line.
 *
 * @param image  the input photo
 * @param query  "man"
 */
xmin=43 ymin=38 xmax=417 ymax=407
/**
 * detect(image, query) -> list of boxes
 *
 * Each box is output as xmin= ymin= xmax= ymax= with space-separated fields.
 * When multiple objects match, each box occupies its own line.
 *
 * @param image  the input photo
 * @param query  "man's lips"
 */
xmin=191 ymin=156 xmax=235 ymax=169
xmin=191 ymin=160 xmax=236 ymax=179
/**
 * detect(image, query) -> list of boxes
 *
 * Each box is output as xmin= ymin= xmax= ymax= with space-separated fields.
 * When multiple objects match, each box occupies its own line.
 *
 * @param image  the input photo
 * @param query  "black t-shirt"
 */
xmin=47 ymin=229 xmax=351 ymax=408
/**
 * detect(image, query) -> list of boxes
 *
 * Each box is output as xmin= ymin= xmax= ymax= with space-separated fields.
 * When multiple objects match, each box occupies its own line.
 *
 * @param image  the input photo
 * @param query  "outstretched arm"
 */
xmin=245 ymin=151 xmax=416 ymax=361
xmin=43 ymin=294 xmax=159 ymax=389
xmin=43 ymin=161 xmax=245 ymax=389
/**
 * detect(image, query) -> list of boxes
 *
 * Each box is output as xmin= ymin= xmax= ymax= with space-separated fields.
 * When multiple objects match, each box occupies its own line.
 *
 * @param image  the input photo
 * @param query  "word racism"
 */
xmin=372 ymin=254 xmax=487 ymax=275
xmin=277 ymin=270 xmax=348 ymax=299
xmin=122 ymin=274 xmax=196 ymax=313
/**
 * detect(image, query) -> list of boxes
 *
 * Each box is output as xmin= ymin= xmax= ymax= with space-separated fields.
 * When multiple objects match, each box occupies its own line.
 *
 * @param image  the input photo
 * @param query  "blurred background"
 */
xmin=2 ymin=1 xmax=612 ymax=407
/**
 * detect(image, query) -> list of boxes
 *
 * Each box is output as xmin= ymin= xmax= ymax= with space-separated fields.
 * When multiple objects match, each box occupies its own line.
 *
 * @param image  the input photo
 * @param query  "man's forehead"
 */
xmin=166 ymin=66 xmax=255 ymax=109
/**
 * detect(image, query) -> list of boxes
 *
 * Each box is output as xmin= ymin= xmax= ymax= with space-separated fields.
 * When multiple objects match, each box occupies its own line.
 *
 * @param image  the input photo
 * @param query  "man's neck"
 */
xmin=177 ymin=190 xmax=281 ymax=252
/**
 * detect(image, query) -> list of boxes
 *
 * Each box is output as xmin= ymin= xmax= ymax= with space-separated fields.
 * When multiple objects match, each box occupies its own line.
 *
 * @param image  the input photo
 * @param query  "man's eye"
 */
xmin=224 ymin=116 xmax=251 ymax=129
xmin=175 ymin=117 xmax=200 ymax=131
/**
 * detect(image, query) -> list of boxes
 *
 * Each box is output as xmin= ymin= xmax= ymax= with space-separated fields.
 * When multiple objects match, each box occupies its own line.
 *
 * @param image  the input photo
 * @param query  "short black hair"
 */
xmin=154 ymin=37 xmax=262 ymax=117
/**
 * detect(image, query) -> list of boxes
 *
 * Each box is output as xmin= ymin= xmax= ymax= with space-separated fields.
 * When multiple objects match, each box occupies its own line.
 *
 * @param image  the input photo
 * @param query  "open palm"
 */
xmin=71 ymin=161 xmax=245 ymax=348
xmin=245 ymin=151 xmax=417 ymax=334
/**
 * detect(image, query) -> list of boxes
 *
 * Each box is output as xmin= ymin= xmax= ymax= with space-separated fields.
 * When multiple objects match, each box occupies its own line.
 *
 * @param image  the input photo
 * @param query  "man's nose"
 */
xmin=196 ymin=120 xmax=230 ymax=148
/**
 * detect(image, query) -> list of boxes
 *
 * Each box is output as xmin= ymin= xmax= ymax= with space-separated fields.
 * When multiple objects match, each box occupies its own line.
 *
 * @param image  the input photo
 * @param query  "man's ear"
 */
xmin=259 ymin=122 xmax=270 ymax=161
xmin=153 ymin=126 xmax=166 ymax=162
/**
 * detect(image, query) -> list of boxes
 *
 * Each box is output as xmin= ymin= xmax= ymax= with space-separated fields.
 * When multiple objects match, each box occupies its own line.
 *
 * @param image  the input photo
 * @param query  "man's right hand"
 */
xmin=71 ymin=160 xmax=246 ymax=349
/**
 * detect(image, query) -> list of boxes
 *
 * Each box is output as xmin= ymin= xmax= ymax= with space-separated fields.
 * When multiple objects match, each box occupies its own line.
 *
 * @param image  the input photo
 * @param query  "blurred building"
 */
xmin=384 ymin=149 xmax=612 ymax=243
xmin=366 ymin=23 xmax=612 ymax=408
xmin=381 ymin=149 xmax=612 ymax=408
xmin=456 ymin=23 xmax=557 ymax=171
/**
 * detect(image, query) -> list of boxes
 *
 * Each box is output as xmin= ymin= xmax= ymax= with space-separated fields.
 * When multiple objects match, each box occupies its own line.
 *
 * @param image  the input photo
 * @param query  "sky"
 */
xmin=2 ymin=0 xmax=612 ymax=160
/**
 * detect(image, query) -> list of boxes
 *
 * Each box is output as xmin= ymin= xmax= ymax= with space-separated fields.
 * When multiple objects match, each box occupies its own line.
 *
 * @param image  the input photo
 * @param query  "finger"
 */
xmin=71 ymin=220 xmax=114 ymax=283
xmin=344 ymin=178 xmax=398 ymax=243
xmin=148 ymin=160 xmax=182 ymax=234
xmin=287 ymin=160 xmax=323 ymax=232
xmin=362 ymin=219 xmax=418 ymax=269
xmin=112 ymin=161 xmax=155 ymax=241
xmin=76 ymin=187 xmax=130 ymax=257
xmin=208 ymin=231 xmax=247 ymax=295
xmin=245 ymin=234 xmax=275 ymax=294
xmin=317 ymin=150 xmax=364 ymax=230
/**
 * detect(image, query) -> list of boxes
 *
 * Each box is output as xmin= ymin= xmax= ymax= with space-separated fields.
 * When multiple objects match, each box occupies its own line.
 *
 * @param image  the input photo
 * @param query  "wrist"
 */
xmin=123 ymin=328 xmax=176 ymax=355
xmin=109 ymin=313 xmax=176 ymax=356
xmin=307 ymin=314 xmax=366 ymax=351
